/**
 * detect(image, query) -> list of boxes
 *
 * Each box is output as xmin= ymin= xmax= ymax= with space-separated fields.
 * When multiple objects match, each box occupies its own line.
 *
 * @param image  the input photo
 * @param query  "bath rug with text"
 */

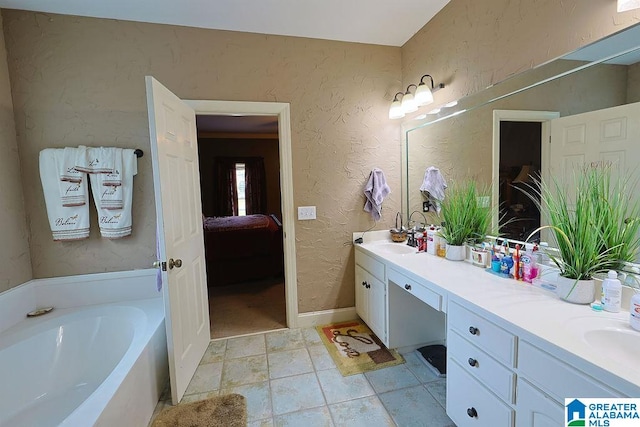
xmin=316 ymin=319 xmax=405 ymax=376
xmin=151 ymin=393 xmax=246 ymax=427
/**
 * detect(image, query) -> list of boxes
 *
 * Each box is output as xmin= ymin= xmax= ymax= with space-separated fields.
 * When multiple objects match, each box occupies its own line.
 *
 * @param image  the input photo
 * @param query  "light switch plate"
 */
xmin=298 ymin=206 xmax=316 ymax=220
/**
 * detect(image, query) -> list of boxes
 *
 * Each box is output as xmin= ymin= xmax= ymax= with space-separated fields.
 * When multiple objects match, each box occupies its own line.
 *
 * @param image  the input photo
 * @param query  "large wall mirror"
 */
xmin=402 ymin=23 xmax=640 ymax=247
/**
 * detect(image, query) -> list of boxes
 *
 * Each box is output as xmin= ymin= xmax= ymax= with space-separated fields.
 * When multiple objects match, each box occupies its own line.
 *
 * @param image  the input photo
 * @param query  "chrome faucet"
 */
xmin=408 ymin=210 xmax=428 ymax=231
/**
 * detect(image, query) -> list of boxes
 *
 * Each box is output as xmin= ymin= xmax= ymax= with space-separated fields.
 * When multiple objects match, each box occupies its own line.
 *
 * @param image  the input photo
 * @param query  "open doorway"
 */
xmin=498 ymin=121 xmax=542 ymax=241
xmin=492 ymin=110 xmax=560 ymax=242
xmin=196 ymin=114 xmax=286 ymax=339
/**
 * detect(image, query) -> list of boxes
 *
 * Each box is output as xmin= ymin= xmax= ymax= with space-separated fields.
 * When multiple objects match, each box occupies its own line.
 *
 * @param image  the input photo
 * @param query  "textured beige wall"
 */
xmin=2 ymin=10 xmax=402 ymax=311
xmin=0 ymin=12 xmax=32 ymax=292
xmin=402 ymin=0 xmax=640 ymax=109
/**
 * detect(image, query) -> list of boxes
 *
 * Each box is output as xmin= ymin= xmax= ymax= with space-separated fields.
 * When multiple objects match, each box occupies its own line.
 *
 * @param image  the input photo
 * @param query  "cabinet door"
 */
xmin=367 ymin=273 xmax=386 ymax=343
xmin=515 ymin=379 xmax=563 ymax=427
xmin=355 ymin=265 xmax=369 ymax=323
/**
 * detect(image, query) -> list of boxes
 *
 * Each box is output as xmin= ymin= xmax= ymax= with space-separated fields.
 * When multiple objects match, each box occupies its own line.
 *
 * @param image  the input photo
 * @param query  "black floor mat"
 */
xmin=417 ymin=344 xmax=447 ymax=376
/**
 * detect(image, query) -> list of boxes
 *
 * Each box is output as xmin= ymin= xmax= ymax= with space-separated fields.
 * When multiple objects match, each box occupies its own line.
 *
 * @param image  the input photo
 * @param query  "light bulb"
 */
xmin=389 ymin=99 xmax=405 ymax=119
xmin=415 ymin=84 xmax=434 ymax=106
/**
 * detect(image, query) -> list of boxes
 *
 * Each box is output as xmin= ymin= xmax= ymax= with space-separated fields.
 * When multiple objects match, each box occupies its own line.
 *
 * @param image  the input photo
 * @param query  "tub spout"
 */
xmin=26 ymin=307 xmax=54 ymax=318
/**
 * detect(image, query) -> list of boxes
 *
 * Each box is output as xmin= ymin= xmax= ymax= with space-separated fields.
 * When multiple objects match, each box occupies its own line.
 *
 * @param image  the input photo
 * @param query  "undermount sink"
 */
xmin=565 ymin=315 xmax=640 ymax=369
xmin=373 ymin=243 xmax=417 ymax=255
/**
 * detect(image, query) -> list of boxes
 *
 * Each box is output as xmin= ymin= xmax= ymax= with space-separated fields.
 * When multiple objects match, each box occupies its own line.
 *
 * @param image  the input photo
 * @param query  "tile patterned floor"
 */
xmin=151 ymin=328 xmax=455 ymax=427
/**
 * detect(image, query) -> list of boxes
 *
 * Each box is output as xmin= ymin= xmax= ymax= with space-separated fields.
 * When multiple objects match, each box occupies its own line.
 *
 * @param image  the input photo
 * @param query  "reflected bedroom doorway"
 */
xmin=492 ymin=110 xmax=559 ymax=243
xmin=196 ymin=114 xmax=286 ymax=339
xmin=498 ymin=120 xmax=542 ymax=241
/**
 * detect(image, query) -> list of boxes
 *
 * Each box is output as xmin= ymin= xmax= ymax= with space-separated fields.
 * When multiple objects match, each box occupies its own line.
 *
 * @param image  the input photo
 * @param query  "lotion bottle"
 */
xmin=602 ymin=270 xmax=622 ymax=313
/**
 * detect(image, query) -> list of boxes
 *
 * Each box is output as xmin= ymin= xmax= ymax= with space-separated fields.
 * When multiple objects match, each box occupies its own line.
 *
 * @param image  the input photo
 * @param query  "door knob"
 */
xmin=168 ymin=258 xmax=183 ymax=269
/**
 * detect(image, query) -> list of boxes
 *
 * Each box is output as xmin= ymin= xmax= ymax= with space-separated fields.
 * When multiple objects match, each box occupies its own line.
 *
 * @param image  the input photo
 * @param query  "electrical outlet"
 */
xmin=298 ymin=206 xmax=316 ymax=220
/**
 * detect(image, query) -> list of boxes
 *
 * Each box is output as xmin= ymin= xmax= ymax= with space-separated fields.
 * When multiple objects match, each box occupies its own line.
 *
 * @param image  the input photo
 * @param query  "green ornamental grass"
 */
xmin=439 ymin=181 xmax=493 ymax=247
xmin=520 ymin=166 xmax=640 ymax=281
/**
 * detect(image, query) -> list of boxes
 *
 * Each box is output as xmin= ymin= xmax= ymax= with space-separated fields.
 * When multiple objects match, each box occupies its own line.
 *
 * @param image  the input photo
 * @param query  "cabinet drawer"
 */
xmin=518 ymin=340 xmax=619 ymax=403
xmin=388 ymin=268 xmax=442 ymax=311
xmin=448 ymin=301 xmax=516 ymax=367
xmin=448 ymin=330 xmax=515 ymax=403
xmin=355 ymin=250 xmax=385 ymax=281
xmin=447 ymin=360 xmax=514 ymax=427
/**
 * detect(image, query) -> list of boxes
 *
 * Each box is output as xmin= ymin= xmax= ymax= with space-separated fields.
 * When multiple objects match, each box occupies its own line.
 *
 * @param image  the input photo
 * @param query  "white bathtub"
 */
xmin=0 ymin=270 xmax=168 ymax=427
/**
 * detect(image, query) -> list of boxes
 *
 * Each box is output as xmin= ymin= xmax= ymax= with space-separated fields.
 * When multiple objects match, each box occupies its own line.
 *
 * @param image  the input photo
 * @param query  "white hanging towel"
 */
xmin=39 ymin=149 xmax=90 ymax=241
xmin=101 ymin=147 xmax=123 ymax=187
xmin=90 ymin=148 xmax=137 ymax=238
xmin=54 ymin=148 xmax=87 ymax=207
xmin=419 ymin=166 xmax=447 ymax=213
xmin=363 ymin=168 xmax=391 ymax=221
xmin=59 ymin=147 xmax=83 ymax=183
xmin=75 ymin=145 xmax=116 ymax=174
xmin=93 ymin=148 xmax=124 ymax=210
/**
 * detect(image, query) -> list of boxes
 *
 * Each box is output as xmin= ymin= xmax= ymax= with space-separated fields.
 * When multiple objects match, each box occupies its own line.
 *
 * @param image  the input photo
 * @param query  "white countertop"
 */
xmin=355 ymin=233 xmax=640 ymax=396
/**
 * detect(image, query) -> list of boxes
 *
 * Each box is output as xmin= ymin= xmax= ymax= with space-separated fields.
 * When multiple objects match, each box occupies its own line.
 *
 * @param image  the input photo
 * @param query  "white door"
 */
xmin=549 ymin=102 xmax=640 ymax=193
xmin=146 ymin=76 xmax=210 ymax=404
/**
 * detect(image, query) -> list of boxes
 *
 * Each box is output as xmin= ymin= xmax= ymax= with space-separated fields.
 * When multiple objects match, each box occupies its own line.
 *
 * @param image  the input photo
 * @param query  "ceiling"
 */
xmin=0 ymin=0 xmax=451 ymax=47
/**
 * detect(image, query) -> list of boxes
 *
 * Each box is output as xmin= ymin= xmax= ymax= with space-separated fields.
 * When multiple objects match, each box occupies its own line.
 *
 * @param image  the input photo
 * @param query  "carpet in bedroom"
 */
xmin=209 ymin=277 xmax=286 ymax=339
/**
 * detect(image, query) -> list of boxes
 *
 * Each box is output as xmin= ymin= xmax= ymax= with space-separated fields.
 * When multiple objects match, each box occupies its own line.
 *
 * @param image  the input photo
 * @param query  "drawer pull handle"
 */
xmin=404 ymin=284 xmax=412 ymax=291
xmin=468 ymin=326 xmax=479 ymax=335
xmin=467 ymin=407 xmax=478 ymax=418
xmin=468 ymin=358 xmax=478 ymax=367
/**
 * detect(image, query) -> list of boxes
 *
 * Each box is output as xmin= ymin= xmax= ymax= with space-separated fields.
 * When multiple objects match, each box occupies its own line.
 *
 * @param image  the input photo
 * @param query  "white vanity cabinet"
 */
xmin=355 ymin=250 xmax=387 ymax=344
xmin=447 ymin=297 xmax=627 ymax=427
xmin=514 ymin=339 xmax=621 ymax=427
xmin=354 ymin=246 xmax=447 ymax=349
xmin=446 ymin=299 xmax=516 ymax=426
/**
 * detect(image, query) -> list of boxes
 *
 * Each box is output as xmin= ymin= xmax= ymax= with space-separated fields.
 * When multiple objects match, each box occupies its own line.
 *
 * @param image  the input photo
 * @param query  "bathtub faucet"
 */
xmin=26 ymin=307 xmax=54 ymax=318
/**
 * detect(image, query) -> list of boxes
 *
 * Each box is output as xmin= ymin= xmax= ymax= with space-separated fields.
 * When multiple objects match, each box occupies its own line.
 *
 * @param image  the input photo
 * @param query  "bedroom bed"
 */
xmin=203 ymin=213 xmax=284 ymax=287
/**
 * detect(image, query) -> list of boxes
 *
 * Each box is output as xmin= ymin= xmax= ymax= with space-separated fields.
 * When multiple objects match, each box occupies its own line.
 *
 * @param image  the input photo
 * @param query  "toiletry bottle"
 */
xmin=630 ymin=293 xmax=640 ymax=331
xmin=426 ymin=226 xmax=436 ymax=255
xmin=522 ymin=244 xmax=538 ymax=283
xmin=513 ymin=244 xmax=521 ymax=280
xmin=603 ymin=270 xmax=622 ymax=313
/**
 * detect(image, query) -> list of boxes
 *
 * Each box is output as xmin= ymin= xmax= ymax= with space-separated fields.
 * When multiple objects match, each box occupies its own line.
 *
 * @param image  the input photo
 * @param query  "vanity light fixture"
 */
xmin=388 ymin=74 xmax=445 ymax=119
xmin=401 ymin=84 xmax=418 ymax=113
xmin=415 ymin=74 xmax=445 ymax=106
xmin=389 ymin=92 xmax=406 ymax=119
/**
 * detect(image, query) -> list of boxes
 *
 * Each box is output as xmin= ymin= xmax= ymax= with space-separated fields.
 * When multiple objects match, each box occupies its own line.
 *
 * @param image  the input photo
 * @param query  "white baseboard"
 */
xmin=296 ymin=307 xmax=357 ymax=328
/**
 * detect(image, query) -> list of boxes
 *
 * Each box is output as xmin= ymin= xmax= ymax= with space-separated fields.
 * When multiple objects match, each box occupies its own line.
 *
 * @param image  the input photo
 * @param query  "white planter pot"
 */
xmin=445 ymin=244 xmax=466 ymax=261
xmin=555 ymin=275 xmax=595 ymax=304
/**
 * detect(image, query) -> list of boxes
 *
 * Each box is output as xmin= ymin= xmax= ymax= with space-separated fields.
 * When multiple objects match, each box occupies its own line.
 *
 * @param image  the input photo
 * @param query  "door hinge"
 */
xmin=161 ymin=261 xmax=167 ymax=271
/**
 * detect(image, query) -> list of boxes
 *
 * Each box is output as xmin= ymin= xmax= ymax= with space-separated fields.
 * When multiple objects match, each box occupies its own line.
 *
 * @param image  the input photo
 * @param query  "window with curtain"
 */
xmin=212 ymin=157 xmax=266 ymax=217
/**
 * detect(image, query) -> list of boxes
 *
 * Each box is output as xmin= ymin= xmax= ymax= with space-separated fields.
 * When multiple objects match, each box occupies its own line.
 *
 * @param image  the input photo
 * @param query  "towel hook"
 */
xmin=134 ymin=149 xmax=144 ymax=158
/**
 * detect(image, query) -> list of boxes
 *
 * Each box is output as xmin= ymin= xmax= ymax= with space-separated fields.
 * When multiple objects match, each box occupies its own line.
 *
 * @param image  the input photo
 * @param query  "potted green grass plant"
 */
xmin=520 ymin=166 xmax=640 ymax=304
xmin=439 ymin=181 xmax=493 ymax=261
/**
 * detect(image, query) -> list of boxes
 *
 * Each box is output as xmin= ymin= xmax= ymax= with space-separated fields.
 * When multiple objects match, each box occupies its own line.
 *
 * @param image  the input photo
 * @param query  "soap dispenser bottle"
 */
xmin=602 ymin=270 xmax=622 ymax=313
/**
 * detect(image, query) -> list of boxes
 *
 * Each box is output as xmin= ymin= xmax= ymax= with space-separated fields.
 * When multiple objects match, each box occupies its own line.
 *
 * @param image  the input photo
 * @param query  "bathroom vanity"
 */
xmin=354 ymin=231 xmax=640 ymax=427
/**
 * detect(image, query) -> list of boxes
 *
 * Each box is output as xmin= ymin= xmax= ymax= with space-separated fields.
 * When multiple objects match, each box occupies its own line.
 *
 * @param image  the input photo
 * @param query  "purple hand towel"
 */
xmin=363 ymin=168 xmax=391 ymax=221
